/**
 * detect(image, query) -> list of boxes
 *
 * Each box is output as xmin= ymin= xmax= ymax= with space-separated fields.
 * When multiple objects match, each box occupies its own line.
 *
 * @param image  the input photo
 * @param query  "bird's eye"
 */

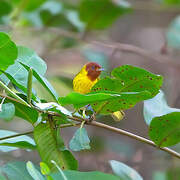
xmin=91 ymin=66 xmax=95 ymax=70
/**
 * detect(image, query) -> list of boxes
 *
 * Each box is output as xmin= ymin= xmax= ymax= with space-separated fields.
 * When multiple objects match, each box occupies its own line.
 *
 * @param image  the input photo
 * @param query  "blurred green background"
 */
xmin=0 ymin=0 xmax=180 ymax=179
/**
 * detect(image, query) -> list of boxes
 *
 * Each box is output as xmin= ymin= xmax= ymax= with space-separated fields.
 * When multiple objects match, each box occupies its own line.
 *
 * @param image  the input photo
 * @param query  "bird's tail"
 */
xmin=111 ymin=110 xmax=125 ymax=121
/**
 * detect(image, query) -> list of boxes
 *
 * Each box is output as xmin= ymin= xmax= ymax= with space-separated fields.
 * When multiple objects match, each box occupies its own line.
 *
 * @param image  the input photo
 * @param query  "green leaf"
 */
xmin=12 ymin=0 xmax=47 ymax=12
xmin=149 ymin=112 xmax=180 ymax=147
xmin=79 ymin=0 xmax=131 ymax=29
xmin=0 ymin=130 xmax=35 ymax=152
xmin=51 ymin=170 xmax=119 ymax=180
xmin=0 ymin=1 xmax=12 ymax=17
xmin=110 ymin=160 xmax=143 ymax=180
xmin=0 ymin=141 xmax=36 ymax=150
xmin=0 ymin=103 xmax=15 ymax=121
xmin=59 ymin=91 xmax=151 ymax=114
xmin=0 ymin=46 xmax=47 ymax=86
xmin=144 ymin=90 xmax=180 ymax=125
xmin=0 ymin=174 xmax=6 ymax=180
xmin=0 ymin=32 xmax=17 ymax=72
xmin=40 ymin=10 xmax=78 ymax=31
xmin=0 ymin=70 xmax=37 ymax=101
xmin=20 ymin=63 xmax=59 ymax=102
xmin=110 ymin=65 xmax=163 ymax=96
xmin=166 ymin=15 xmax=180 ymax=49
xmin=160 ymin=0 xmax=180 ymax=5
xmin=1 ymin=161 xmax=34 ymax=180
xmin=69 ymin=128 xmax=90 ymax=151
xmin=27 ymin=68 xmax=33 ymax=104
xmin=59 ymin=92 xmax=122 ymax=108
xmin=4 ymin=98 xmax=38 ymax=124
xmin=90 ymin=65 xmax=163 ymax=114
xmin=40 ymin=162 xmax=51 ymax=175
xmin=34 ymin=121 xmax=78 ymax=171
xmin=26 ymin=161 xmax=45 ymax=180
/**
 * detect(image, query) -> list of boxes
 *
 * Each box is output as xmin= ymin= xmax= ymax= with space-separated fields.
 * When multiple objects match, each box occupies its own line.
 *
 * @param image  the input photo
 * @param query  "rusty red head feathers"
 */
xmin=86 ymin=62 xmax=102 ymax=81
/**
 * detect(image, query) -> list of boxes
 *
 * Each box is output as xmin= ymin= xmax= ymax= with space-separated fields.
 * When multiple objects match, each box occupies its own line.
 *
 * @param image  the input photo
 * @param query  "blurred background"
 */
xmin=0 ymin=0 xmax=180 ymax=179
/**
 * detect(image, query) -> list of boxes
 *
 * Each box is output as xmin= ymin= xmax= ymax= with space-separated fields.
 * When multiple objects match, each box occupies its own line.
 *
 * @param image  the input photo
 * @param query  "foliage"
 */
xmin=0 ymin=0 xmax=180 ymax=178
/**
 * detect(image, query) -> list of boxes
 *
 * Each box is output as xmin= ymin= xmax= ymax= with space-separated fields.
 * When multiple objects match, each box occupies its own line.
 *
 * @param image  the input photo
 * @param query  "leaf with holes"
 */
xmin=91 ymin=91 xmax=151 ymax=114
xmin=90 ymin=65 xmax=163 ymax=114
xmin=34 ymin=120 xmax=78 ymax=171
xmin=59 ymin=91 xmax=151 ymax=114
xmin=0 ymin=32 xmax=17 ymax=72
xmin=149 ymin=112 xmax=180 ymax=147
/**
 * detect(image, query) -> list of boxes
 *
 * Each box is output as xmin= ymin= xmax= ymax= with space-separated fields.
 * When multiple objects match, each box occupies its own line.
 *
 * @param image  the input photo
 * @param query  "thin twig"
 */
xmin=1 ymin=93 xmax=180 ymax=159
xmin=68 ymin=115 xmax=180 ymax=159
xmin=90 ymin=121 xmax=180 ymax=159
xmin=92 ymin=41 xmax=180 ymax=69
xmin=0 ymin=131 xmax=33 ymax=141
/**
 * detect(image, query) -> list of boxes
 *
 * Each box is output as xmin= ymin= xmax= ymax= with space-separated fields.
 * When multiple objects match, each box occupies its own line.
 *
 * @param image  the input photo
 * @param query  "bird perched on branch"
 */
xmin=73 ymin=62 xmax=124 ymax=121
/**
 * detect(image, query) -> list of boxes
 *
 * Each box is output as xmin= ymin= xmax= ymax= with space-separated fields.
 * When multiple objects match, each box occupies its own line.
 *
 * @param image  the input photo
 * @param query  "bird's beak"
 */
xmin=97 ymin=68 xmax=105 ymax=72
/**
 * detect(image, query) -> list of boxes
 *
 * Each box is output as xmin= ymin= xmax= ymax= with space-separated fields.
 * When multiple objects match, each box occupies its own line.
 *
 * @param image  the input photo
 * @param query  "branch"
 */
xmin=90 ymin=121 xmax=180 ymax=159
xmin=1 ymin=94 xmax=180 ymax=159
xmin=92 ymin=41 xmax=180 ymax=70
xmin=0 ymin=131 xmax=33 ymax=141
xmin=0 ymin=123 xmax=81 ymax=141
xmin=69 ymin=115 xmax=180 ymax=159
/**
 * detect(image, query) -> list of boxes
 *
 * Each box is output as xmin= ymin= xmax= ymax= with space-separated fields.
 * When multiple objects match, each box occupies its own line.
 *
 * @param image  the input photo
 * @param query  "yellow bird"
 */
xmin=73 ymin=62 xmax=124 ymax=121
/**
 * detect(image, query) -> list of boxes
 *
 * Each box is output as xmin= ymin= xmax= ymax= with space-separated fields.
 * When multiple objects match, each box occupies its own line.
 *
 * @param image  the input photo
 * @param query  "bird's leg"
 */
xmin=88 ymin=112 xmax=96 ymax=123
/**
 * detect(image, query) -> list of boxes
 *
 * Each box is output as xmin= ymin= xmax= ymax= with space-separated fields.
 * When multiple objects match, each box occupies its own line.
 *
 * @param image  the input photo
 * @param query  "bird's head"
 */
xmin=85 ymin=62 xmax=103 ymax=81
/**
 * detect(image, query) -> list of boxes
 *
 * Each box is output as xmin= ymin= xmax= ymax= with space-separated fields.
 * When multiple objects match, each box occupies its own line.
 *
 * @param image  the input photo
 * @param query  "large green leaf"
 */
xmin=0 ymin=32 xmax=17 ymax=72
xmin=144 ymin=90 xmax=180 ymax=125
xmin=69 ymin=127 xmax=90 ymax=151
xmin=110 ymin=65 xmax=163 ymax=96
xmin=110 ymin=160 xmax=143 ymax=180
xmin=90 ymin=65 xmax=162 ymax=114
xmin=34 ymin=121 xmax=78 ymax=171
xmin=4 ymin=98 xmax=38 ymax=124
xmin=0 ymin=1 xmax=12 ymax=17
xmin=0 ymin=46 xmax=47 ymax=86
xmin=20 ymin=63 xmax=59 ymax=102
xmin=149 ymin=112 xmax=180 ymax=147
xmin=59 ymin=91 xmax=151 ymax=114
xmin=1 ymin=161 xmax=35 ymax=180
xmin=166 ymin=15 xmax=180 ymax=49
xmin=51 ymin=170 xmax=119 ymax=180
xmin=0 ymin=103 xmax=15 ymax=121
xmin=79 ymin=0 xmax=131 ymax=29
xmin=0 ymin=130 xmax=35 ymax=152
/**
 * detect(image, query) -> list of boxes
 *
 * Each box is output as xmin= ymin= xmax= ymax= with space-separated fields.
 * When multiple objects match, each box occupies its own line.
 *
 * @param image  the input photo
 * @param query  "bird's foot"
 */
xmin=88 ymin=113 xmax=96 ymax=123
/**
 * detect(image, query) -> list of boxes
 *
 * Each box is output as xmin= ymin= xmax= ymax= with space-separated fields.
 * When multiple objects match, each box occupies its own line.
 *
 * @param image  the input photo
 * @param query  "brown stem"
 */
xmin=0 ymin=94 xmax=180 ymax=159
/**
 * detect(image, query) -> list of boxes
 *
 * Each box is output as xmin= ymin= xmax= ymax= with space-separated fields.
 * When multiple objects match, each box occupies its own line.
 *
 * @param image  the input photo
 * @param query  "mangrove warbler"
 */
xmin=73 ymin=62 xmax=124 ymax=121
